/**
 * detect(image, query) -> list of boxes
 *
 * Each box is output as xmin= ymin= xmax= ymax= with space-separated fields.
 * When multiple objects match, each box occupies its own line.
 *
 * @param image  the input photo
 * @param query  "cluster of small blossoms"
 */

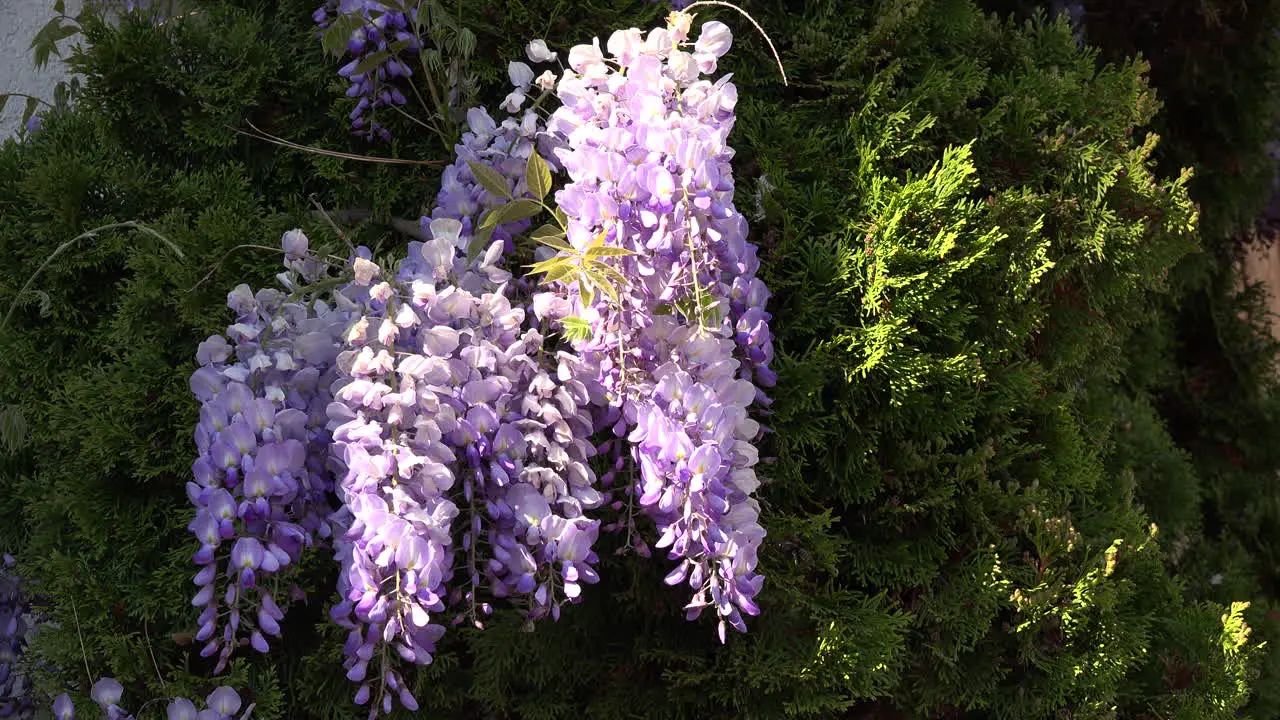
xmin=405 ymin=106 xmax=537 ymax=271
xmin=187 ymin=230 xmax=345 ymax=672
xmin=312 ymin=1 xmax=419 ymax=140
xmin=326 ymin=202 xmax=608 ymax=715
xmin=324 ymin=239 xmax=463 ymax=715
xmin=408 ymin=54 xmax=561 ymax=270
xmin=54 ymin=680 xmax=245 ymax=720
xmin=179 ymin=12 xmax=774 ymax=718
xmin=0 ymin=556 xmax=32 ymax=720
xmin=415 ymin=97 xmax=609 ymax=626
xmin=534 ymin=13 xmax=770 ymax=641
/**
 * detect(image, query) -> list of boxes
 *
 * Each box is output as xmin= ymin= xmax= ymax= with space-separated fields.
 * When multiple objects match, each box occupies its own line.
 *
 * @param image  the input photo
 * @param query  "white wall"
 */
xmin=0 ymin=0 xmax=86 ymax=138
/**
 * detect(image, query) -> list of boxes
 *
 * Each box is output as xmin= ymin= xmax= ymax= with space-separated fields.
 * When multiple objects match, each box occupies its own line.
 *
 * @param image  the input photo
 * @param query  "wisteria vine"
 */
xmin=28 ymin=7 xmax=774 ymax=720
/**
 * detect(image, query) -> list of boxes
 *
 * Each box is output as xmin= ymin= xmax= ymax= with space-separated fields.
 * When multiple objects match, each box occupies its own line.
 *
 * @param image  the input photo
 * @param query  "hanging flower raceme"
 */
xmin=326 ymin=197 xmax=607 ymax=714
xmin=0 ymin=556 xmax=33 ymax=720
xmin=187 ymin=230 xmax=344 ymax=671
xmin=312 ymin=0 xmax=420 ymax=140
xmin=530 ymin=11 xmax=771 ymax=641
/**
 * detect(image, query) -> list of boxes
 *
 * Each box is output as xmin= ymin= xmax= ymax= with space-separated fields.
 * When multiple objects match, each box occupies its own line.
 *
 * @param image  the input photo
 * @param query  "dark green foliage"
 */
xmin=971 ymin=3 xmax=1280 ymax=717
xmin=0 ymin=0 xmax=1277 ymax=718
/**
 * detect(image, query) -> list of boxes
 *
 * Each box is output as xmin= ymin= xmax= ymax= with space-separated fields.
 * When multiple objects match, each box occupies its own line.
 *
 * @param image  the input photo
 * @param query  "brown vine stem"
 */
xmin=69 ymin=595 xmax=93 ymax=690
xmin=229 ymin=121 xmax=447 ymax=166
xmin=680 ymin=1 xmax=788 ymax=86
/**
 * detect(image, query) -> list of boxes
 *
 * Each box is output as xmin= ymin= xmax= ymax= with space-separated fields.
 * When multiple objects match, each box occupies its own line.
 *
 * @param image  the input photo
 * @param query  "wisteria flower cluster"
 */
xmin=5 ymin=8 xmax=775 ymax=720
xmin=0 ymin=556 xmax=32 ymax=720
xmin=312 ymin=1 xmax=420 ymax=140
xmin=53 ymin=679 xmax=248 ymax=720
xmin=529 ymin=13 xmax=771 ymax=641
xmin=187 ymin=232 xmax=345 ymax=672
xmin=322 ymin=95 xmax=606 ymax=712
xmin=149 ymin=8 xmax=773 ymax=720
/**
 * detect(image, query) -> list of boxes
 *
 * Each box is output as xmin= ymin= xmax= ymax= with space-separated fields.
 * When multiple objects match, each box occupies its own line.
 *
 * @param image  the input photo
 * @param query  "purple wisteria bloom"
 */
xmin=52 ymin=679 xmax=244 ymax=720
xmin=187 ymin=229 xmax=345 ymax=672
xmin=313 ymin=1 xmax=420 ymax=140
xmin=0 ymin=555 xmax=33 ymax=720
xmin=535 ymin=12 xmax=771 ymax=640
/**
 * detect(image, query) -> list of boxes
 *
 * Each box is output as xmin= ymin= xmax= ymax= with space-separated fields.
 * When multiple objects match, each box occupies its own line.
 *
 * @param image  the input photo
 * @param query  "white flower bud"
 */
xmin=352 ymin=257 xmax=379 ymax=286
xmin=369 ymin=281 xmax=394 ymax=303
xmin=281 ymin=228 xmax=308 ymax=257
xmin=607 ymin=28 xmax=643 ymax=65
xmin=525 ymin=38 xmax=556 ymax=63
xmin=508 ymin=61 xmax=535 ymax=88
xmin=501 ymin=89 xmax=527 ymax=114
xmin=568 ymin=38 xmax=608 ymax=80
xmin=667 ymin=11 xmax=694 ymax=42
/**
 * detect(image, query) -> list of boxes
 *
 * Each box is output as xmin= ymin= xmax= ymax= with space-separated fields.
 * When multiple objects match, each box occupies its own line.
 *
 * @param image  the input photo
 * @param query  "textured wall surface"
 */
xmin=0 ymin=0 xmax=84 ymax=139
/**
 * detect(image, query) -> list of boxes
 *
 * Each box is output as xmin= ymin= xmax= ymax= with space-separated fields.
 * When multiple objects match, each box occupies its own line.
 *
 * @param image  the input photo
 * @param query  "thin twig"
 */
xmin=69 ymin=596 xmax=92 ymax=690
xmin=0 ymin=221 xmax=183 ymax=335
xmin=308 ymin=195 xmax=357 ymax=255
xmin=386 ymin=102 xmax=438 ymax=132
xmin=313 ymin=208 xmax=428 ymax=241
xmin=230 ymin=122 xmax=446 ymax=166
xmin=681 ymin=1 xmax=788 ymax=86
xmin=1 ymin=92 xmax=56 ymax=110
xmin=143 ymin=619 xmax=166 ymax=689
xmin=185 ymin=243 xmax=289 ymax=294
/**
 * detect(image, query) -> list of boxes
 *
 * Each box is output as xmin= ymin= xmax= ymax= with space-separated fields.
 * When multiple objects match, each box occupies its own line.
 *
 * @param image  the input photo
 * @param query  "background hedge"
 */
xmin=1 ymin=0 xmax=1278 ymax=718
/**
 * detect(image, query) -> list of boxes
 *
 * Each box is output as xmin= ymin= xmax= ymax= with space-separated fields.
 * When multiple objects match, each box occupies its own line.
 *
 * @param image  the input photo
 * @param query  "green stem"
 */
xmin=1 ymin=221 xmax=182 ymax=336
xmin=3 ymin=92 xmax=55 ymax=110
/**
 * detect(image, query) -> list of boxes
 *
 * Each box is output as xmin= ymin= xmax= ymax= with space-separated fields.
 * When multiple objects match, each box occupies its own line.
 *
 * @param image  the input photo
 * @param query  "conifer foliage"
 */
xmin=0 ymin=0 xmax=1276 ymax=719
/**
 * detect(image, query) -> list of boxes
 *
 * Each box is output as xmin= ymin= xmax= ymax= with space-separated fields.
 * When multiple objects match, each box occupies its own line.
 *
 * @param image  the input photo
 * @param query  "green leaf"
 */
xmin=347 ymin=39 xmax=412 ymax=74
xmin=526 ymin=152 xmax=553 ymax=201
xmin=584 ymin=270 xmax=619 ymax=305
xmin=54 ymin=0 xmax=65 ymax=15
xmin=352 ymin=50 xmax=392 ymax=77
xmin=51 ymin=23 xmax=78 ymax=42
xmin=529 ymin=255 xmax=572 ymax=276
xmin=20 ymin=97 xmax=40 ymax=132
xmin=457 ymin=27 xmax=477 ymax=57
xmin=321 ymin=14 xmax=366 ymax=55
xmin=467 ymin=225 xmax=495 ymax=261
xmin=479 ymin=198 xmax=542 ymax=231
xmin=560 ymin=316 xmax=592 ymax=342
xmin=554 ymin=207 xmax=569 ymax=230
xmin=467 ymin=160 xmax=513 ymax=200
xmin=587 ymin=260 xmax=630 ymax=290
xmin=0 ymin=95 xmax=8 ymax=116
xmin=500 ymin=198 xmax=543 ymax=224
xmin=30 ymin=18 xmax=59 ymax=69
xmin=585 ymin=245 xmax=636 ymax=258
xmin=541 ymin=263 xmax=576 ymax=284
xmin=479 ymin=205 xmax=503 ymax=230
xmin=579 ymin=277 xmax=596 ymax=306
xmin=531 ymin=224 xmax=573 ymax=252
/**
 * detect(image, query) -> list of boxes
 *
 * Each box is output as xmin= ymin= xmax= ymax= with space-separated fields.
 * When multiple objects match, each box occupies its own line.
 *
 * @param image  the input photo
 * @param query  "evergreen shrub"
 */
xmin=0 ymin=0 xmax=1274 ymax=718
